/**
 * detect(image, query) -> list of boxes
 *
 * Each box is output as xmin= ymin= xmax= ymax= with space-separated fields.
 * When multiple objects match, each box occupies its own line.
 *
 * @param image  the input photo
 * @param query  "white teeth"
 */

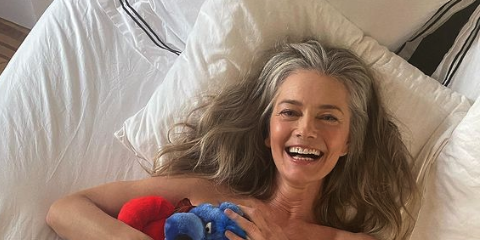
xmin=288 ymin=147 xmax=321 ymax=156
xmin=292 ymin=156 xmax=316 ymax=161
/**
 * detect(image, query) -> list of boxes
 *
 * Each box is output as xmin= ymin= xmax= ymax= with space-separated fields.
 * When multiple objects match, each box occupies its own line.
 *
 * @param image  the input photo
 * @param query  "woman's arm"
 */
xmin=46 ymin=176 xmax=206 ymax=240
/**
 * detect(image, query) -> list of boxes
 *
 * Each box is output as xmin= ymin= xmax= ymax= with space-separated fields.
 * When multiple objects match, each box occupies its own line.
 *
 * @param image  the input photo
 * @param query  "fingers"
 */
xmin=225 ymin=229 xmax=247 ymax=240
xmin=224 ymin=204 xmax=290 ymax=240
xmin=237 ymin=205 xmax=269 ymax=229
xmin=224 ymin=207 xmax=261 ymax=236
xmin=224 ymin=205 xmax=276 ymax=240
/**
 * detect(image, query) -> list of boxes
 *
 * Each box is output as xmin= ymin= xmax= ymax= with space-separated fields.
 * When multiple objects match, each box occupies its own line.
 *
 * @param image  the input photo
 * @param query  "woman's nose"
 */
xmin=295 ymin=117 xmax=317 ymax=139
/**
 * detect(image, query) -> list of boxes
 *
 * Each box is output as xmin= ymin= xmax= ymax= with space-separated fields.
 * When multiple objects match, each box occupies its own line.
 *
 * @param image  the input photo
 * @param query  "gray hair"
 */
xmin=155 ymin=39 xmax=416 ymax=239
xmin=257 ymin=40 xmax=372 ymax=164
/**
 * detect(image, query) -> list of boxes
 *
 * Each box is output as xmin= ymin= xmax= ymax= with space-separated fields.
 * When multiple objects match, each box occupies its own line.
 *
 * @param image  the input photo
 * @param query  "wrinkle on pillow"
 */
xmin=114 ymin=0 xmax=471 ymax=217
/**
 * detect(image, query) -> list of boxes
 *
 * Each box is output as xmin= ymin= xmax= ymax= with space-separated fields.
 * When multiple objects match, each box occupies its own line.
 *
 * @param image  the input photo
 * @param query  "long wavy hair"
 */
xmin=153 ymin=40 xmax=417 ymax=239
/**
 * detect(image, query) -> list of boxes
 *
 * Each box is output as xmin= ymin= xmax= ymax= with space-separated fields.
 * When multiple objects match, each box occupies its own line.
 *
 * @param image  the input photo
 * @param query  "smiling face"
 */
xmin=265 ymin=69 xmax=351 ymax=186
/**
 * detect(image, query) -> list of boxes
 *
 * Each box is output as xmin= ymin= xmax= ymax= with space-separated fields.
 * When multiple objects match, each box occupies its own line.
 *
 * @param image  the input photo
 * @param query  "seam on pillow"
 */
xmin=97 ymin=0 xmax=181 ymax=71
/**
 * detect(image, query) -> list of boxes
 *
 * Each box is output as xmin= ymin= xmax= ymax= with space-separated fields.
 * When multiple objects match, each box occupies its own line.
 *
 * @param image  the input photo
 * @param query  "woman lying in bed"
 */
xmin=46 ymin=40 xmax=417 ymax=240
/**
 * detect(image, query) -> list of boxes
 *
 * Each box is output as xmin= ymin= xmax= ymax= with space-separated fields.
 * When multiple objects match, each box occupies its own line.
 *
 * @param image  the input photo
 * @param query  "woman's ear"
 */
xmin=341 ymin=142 xmax=349 ymax=156
xmin=264 ymin=136 xmax=271 ymax=148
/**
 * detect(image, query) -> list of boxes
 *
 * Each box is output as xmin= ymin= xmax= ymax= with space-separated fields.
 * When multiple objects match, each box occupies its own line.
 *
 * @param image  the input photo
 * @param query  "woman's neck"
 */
xmin=266 ymin=175 xmax=323 ymax=224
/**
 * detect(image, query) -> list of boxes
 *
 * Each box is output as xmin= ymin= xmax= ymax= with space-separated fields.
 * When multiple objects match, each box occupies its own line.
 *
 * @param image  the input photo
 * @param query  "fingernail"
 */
xmin=225 ymin=230 xmax=233 ymax=239
xmin=224 ymin=208 xmax=233 ymax=216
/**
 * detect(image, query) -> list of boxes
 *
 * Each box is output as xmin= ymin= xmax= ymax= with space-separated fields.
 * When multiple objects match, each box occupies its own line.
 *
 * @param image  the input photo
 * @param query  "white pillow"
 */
xmin=115 ymin=0 xmax=470 ymax=195
xmin=325 ymin=0 xmax=450 ymax=51
xmin=99 ymin=0 xmax=204 ymax=69
xmin=143 ymin=0 xmax=452 ymax=52
xmin=410 ymin=96 xmax=480 ymax=240
xmin=99 ymin=0 xmax=450 ymax=64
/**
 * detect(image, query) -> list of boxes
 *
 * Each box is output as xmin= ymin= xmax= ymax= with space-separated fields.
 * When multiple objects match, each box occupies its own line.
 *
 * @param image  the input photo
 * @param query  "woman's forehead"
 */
xmin=275 ymin=70 xmax=349 ymax=108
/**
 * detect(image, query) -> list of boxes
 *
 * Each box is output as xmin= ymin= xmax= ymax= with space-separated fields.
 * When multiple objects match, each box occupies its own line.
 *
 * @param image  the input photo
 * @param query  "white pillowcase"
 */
xmin=115 ymin=0 xmax=470 ymax=196
xmin=99 ymin=0 xmax=203 ymax=69
xmin=101 ymin=0 xmax=450 ymax=63
xmin=326 ymin=0 xmax=450 ymax=51
xmin=410 ymin=96 xmax=480 ymax=240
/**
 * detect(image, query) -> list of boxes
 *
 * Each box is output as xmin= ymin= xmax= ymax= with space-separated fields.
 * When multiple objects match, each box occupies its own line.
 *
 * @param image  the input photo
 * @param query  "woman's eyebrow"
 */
xmin=318 ymin=104 xmax=344 ymax=114
xmin=278 ymin=99 xmax=344 ymax=114
xmin=278 ymin=99 xmax=302 ymax=106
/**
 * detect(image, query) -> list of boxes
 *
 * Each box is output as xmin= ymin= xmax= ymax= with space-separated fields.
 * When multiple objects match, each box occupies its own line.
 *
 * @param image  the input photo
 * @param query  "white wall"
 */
xmin=0 ymin=0 xmax=53 ymax=29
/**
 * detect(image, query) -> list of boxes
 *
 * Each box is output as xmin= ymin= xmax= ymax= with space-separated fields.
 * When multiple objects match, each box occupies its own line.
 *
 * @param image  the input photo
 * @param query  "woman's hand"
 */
xmin=224 ymin=205 xmax=289 ymax=240
xmin=223 ymin=203 xmax=378 ymax=240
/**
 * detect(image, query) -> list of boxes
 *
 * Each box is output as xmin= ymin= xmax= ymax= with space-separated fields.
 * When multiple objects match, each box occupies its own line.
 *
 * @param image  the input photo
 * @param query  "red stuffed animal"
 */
xmin=118 ymin=196 xmax=193 ymax=240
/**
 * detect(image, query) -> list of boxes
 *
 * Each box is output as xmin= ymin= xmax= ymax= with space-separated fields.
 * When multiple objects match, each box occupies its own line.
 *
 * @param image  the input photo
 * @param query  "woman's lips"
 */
xmin=285 ymin=147 xmax=324 ymax=165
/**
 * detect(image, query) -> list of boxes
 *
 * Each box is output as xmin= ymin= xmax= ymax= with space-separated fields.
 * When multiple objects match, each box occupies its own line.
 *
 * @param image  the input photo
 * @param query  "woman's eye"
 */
xmin=279 ymin=109 xmax=298 ymax=117
xmin=320 ymin=115 xmax=339 ymax=122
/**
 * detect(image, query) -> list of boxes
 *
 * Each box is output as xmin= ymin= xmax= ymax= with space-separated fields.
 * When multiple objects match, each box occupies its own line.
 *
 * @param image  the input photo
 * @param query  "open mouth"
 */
xmin=286 ymin=146 xmax=324 ymax=161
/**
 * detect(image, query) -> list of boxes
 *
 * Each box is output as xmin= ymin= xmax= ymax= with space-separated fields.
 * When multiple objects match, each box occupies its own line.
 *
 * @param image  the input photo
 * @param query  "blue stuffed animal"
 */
xmin=165 ymin=202 xmax=247 ymax=240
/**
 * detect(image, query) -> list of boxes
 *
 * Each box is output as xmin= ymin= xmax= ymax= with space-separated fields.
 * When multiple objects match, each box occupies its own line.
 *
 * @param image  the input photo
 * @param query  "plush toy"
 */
xmin=165 ymin=202 xmax=247 ymax=240
xmin=118 ymin=196 xmax=176 ymax=240
xmin=118 ymin=196 xmax=247 ymax=240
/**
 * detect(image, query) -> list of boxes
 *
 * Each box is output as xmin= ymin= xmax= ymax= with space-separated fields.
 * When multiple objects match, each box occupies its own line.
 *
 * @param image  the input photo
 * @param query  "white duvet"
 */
xmin=0 ymin=0 xmax=189 ymax=238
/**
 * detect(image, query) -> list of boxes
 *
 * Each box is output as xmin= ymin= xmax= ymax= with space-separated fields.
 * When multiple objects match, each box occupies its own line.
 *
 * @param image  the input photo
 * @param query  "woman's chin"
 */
xmin=276 ymin=152 xmax=332 ymax=184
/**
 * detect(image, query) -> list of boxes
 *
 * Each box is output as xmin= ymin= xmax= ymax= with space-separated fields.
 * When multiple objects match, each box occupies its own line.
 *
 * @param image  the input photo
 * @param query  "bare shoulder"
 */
xmin=136 ymin=176 xmax=234 ymax=206
xmin=136 ymin=175 xmax=218 ymax=201
xmin=71 ymin=176 xmax=218 ymax=217
xmin=119 ymin=175 xmax=220 ymax=204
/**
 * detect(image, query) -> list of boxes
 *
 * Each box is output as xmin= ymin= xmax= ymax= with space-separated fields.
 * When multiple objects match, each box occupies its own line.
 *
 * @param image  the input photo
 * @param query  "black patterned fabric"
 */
xmin=397 ymin=0 xmax=480 ymax=86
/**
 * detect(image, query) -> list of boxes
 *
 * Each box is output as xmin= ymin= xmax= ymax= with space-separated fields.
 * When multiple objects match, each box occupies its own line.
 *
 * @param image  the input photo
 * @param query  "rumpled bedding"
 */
xmin=0 ymin=0 xmax=196 ymax=238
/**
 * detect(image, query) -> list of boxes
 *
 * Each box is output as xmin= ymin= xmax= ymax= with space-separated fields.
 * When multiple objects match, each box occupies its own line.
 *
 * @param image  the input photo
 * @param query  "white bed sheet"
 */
xmin=0 ymin=0 xmax=187 ymax=238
